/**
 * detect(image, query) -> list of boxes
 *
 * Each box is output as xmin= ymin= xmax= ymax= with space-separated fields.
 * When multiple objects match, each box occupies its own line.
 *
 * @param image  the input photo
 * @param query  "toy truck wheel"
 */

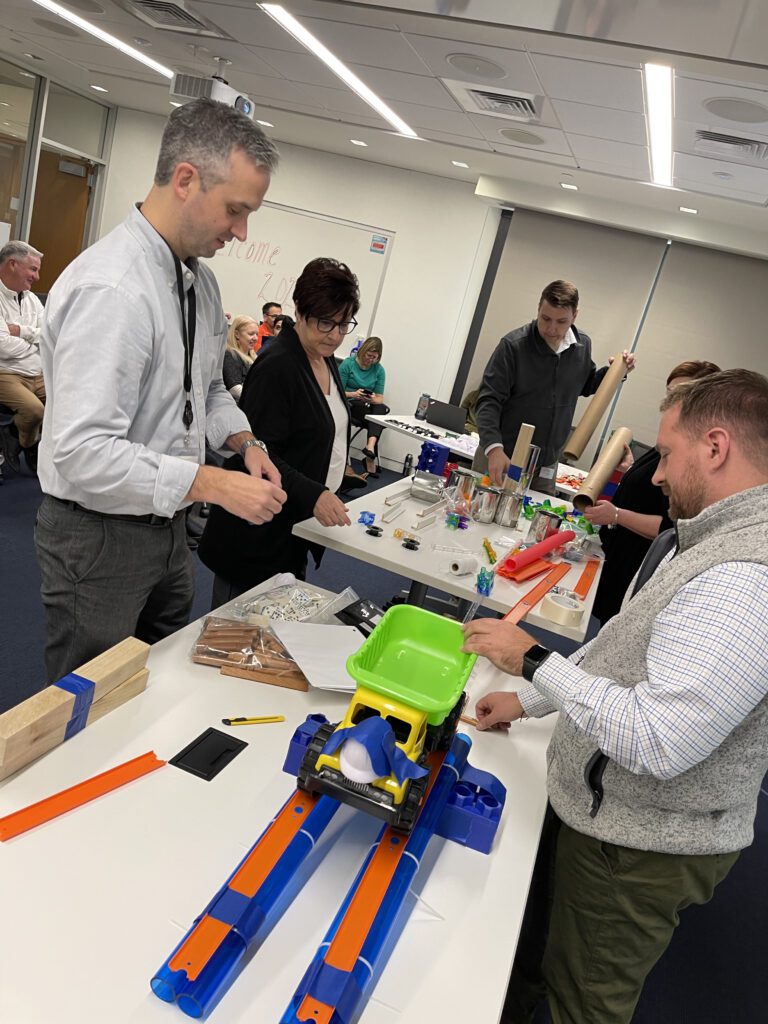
xmin=393 ymin=772 xmax=430 ymax=833
xmin=297 ymin=721 xmax=336 ymax=792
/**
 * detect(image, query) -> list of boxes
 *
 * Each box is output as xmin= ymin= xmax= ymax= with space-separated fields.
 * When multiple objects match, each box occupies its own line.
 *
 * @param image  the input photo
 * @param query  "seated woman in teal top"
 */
xmin=339 ymin=337 xmax=389 ymax=476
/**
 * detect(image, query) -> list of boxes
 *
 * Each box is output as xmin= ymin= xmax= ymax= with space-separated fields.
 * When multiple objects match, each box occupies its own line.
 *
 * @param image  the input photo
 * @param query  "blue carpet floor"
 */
xmin=1 ymin=463 xmax=766 ymax=1021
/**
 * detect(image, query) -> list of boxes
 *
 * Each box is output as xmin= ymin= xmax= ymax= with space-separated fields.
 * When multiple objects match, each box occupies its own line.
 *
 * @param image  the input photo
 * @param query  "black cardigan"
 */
xmin=198 ymin=324 xmax=350 ymax=586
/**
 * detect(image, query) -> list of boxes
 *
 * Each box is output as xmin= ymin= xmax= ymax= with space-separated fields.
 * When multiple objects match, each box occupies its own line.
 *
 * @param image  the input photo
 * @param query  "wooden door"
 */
xmin=29 ymin=150 xmax=93 ymax=293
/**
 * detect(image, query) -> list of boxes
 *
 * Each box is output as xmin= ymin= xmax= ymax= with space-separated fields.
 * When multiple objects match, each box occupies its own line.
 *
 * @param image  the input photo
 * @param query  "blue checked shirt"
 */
xmin=518 ymin=551 xmax=768 ymax=779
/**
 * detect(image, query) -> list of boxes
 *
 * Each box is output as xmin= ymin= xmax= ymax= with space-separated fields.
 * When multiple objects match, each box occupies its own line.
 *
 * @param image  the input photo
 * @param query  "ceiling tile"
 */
xmin=489 ymin=146 xmax=578 ymax=169
xmin=530 ymin=54 xmax=644 ymax=113
xmin=569 ymin=136 xmax=650 ymax=177
xmin=192 ymin=3 xmax=305 ymax=51
xmin=347 ymin=65 xmax=461 ymax=110
xmin=302 ymin=19 xmax=430 ymax=75
xmin=246 ymin=48 xmax=345 ymax=89
xmin=674 ymin=151 xmax=768 ymax=195
xmin=467 ymin=113 xmax=572 ymax=156
xmin=552 ymin=99 xmax=647 ymax=146
xmin=675 ymin=74 xmax=768 ymax=133
xmin=402 ymin=33 xmax=540 ymax=93
xmin=673 ymin=177 xmax=767 ymax=205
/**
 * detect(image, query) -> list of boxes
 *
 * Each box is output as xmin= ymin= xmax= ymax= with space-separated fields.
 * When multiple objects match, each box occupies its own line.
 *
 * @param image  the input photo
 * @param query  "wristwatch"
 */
xmin=522 ymin=644 xmax=552 ymax=682
xmin=239 ymin=437 xmax=268 ymax=459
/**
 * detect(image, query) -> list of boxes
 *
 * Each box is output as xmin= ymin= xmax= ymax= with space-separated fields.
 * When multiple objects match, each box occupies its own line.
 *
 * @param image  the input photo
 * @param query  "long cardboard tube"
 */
xmin=572 ymin=427 xmax=632 ymax=511
xmin=563 ymin=354 xmax=626 ymax=461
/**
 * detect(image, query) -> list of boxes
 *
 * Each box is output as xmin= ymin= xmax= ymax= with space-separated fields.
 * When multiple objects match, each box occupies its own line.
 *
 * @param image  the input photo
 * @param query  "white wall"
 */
xmin=101 ymin=107 xmax=498 ymax=470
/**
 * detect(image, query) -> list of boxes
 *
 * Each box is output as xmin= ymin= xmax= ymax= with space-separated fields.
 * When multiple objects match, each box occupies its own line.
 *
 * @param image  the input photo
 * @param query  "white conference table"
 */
xmin=0 ymin=578 xmax=555 ymax=1024
xmin=294 ymin=478 xmax=602 ymax=644
xmin=366 ymin=413 xmax=479 ymax=460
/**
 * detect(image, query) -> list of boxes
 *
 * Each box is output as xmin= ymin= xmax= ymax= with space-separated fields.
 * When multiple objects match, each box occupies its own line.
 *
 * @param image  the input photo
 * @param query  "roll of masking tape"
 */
xmin=541 ymin=592 xmax=584 ymax=627
xmin=449 ymin=556 xmax=479 ymax=576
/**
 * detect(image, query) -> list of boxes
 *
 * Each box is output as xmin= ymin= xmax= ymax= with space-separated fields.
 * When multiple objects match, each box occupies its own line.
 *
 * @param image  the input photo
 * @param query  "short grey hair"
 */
xmin=154 ymin=97 xmax=279 ymax=189
xmin=0 ymin=240 xmax=43 ymax=265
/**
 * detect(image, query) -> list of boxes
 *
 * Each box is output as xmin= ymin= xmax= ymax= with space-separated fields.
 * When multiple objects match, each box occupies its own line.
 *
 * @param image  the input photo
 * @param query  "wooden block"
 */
xmin=219 ymin=664 xmax=310 ymax=692
xmin=0 ymin=637 xmax=149 ymax=780
xmin=87 ymin=668 xmax=149 ymax=725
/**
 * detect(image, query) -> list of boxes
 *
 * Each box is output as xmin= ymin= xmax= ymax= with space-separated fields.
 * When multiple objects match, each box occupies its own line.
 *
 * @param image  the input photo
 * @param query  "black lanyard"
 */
xmin=172 ymin=255 xmax=196 ymax=431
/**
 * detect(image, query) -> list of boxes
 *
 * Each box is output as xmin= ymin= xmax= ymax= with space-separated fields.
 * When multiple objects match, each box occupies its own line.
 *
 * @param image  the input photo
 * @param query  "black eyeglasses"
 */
xmin=313 ymin=316 xmax=359 ymax=336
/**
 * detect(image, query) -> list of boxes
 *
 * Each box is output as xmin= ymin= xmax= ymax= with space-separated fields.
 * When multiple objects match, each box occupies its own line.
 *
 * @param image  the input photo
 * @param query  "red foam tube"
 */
xmin=503 ymin=530 xmax=575 ymax=573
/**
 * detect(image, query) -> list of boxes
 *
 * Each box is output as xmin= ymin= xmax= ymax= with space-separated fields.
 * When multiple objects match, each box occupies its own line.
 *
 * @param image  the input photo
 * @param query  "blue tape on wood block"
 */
xmin=54 ymin=673 xmax=96 ymax=740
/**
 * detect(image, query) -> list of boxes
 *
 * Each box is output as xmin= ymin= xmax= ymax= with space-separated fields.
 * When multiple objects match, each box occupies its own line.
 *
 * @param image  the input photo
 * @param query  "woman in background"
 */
xmin=586 ymin=359 xmax=721 ymax=624
xmin=222 ymin=315 xmax=257 ymax=400
xmin=339 ymin=336 xmax=388 ymax=476
xmin=199 ymin=258 xmax=358 ymax=605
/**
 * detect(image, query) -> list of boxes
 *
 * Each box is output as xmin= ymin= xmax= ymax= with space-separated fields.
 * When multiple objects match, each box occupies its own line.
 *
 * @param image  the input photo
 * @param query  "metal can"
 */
xmin=471 ymin=484 xmax=503 ymax=524
xmin=409 ymin=469 xmax=444 ymax=503
xmin=447 ymin=466 xmax=481 ymax=503
xmin=495 ymin=491 xmax=524 ymax=528
xmin=414 ymin=393 xmax=431 ymax=420
xmin=527 ymin=508 xmax=562 ymax=544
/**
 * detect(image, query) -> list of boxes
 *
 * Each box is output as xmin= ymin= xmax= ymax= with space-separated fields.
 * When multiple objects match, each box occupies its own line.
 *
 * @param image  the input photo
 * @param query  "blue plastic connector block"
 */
xmin=282 ymin=714 xmax=328 ymax=776
xmin=357 ymin=511 xmax=375 ymax=526
xmin=435 ymin=763 xmax=507 ymax=855
xmin=416 ymin=441 xmax=450 ymax=476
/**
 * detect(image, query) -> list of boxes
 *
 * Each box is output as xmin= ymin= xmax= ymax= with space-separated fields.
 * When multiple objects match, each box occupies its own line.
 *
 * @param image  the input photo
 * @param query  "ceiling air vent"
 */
xmin=116 ymin=0 xmax=229 ymax=38
xmin=441 ymin=78 xmax=543 ymax=123
xmin=694 ymin=129 xmax=768 ymax=161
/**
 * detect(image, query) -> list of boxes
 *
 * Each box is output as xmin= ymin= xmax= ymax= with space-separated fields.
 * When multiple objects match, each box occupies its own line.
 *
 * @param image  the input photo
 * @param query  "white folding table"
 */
xmin=0 ymin=577 xmax=555 ymax=1024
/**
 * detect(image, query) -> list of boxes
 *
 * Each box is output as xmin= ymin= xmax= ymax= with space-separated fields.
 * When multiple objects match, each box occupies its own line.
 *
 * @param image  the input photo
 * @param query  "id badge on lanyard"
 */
xmin=172 ymin=254 xmax=199 ymax=463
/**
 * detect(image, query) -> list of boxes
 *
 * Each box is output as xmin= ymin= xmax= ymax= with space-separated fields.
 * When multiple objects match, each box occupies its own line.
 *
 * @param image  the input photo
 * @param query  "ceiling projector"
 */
xmin=170 ymin=74 xmax=255 ymax=119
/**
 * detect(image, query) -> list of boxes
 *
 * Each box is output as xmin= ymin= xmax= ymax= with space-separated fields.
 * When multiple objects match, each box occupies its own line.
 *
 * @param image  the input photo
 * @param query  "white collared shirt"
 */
xmin=38 ymin=205 xmax=250 ymax=517
xmin=0 ymin=276 xmax=43 ymax=376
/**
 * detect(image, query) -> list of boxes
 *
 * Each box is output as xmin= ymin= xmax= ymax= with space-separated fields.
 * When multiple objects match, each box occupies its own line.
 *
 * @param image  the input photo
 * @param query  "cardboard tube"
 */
xmin=572 ymin=427 xmax=632 ymax=512
xmin=563 ymin=354 xmax=626 ymax=461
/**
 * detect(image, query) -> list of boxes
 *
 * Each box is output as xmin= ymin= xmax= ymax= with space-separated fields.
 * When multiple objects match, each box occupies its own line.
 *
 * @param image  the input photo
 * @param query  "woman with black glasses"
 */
xmin=199 ymin=257 xmax=358 ymax=605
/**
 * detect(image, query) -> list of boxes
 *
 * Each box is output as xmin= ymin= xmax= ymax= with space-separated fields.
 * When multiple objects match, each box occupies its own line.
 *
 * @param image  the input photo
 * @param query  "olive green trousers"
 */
xmin=503 ymin=809 xmax=739 ymax=1024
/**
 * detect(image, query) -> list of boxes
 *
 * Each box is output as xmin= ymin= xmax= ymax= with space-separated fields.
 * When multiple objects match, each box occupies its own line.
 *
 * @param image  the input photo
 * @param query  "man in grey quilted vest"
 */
xmin=464 ymin=368 xmax=768 ymax=1024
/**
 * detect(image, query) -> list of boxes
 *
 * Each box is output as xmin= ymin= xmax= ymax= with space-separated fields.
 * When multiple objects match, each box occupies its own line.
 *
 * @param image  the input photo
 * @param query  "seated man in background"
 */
xmin=0 ymin=241 xmax=46 ymax=473
xmin=254 ymin=300 xmax=281 ymax=353
xmin=474 ymin=279 xmax=634 ymax=492
xmin=464 ymin=368 xmax=768 ymax=1024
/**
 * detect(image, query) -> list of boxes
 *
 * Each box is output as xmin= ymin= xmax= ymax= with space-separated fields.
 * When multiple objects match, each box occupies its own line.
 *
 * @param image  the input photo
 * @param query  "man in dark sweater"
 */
xmin=474 ymin=280 xmax=635 ymax=490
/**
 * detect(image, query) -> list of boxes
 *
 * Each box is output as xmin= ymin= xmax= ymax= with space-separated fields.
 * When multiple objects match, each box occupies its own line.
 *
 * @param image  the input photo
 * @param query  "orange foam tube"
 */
xmin=503 ymin=530 xmax=575 ymax=573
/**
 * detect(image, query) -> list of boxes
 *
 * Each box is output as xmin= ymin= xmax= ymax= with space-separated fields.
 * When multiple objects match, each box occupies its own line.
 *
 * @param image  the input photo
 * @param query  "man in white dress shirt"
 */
xmin=0 ymin=240 xmax=46 ymax=473
xmin=36 ymin=98 xmax=287 ymax=682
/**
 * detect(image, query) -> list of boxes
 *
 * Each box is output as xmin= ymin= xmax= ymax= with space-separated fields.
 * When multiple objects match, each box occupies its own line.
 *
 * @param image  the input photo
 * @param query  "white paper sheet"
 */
xmin=272 ymin=621 xmax=362 ymax=691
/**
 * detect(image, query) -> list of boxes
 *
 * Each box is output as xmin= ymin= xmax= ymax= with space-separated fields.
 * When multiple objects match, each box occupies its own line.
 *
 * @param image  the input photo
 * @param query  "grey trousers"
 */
xmin=35 ymin=495 xmax=195 ymax=683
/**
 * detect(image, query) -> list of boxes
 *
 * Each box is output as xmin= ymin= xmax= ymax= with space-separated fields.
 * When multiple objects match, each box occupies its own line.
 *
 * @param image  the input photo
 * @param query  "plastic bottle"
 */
xmin=403 ymin=453 xmax=413 ymax=476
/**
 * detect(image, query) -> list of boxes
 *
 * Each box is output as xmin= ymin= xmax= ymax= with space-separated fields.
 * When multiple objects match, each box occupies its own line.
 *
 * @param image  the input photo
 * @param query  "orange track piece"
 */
xmin=296 ymin=752 xmax=445 ymax=1024
xmin=502 ymin=562 xmax=571 ymax=624
xmin=0 ymin=750 xmax=165 ymax=842
xmin=573 ymin=558 xmax=600 ymax=600
xmin=168 ymin=788 xmax=319 ymax=980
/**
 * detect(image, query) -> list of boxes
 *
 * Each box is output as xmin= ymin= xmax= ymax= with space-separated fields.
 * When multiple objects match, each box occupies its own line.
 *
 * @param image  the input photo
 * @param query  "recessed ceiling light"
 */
xmin=257 ymin=119 xmax=274 ymax=127
xmin=560 ymin=182 xmax=579 ymax=190
xmin=0 ymin=102 xmax=9 ymax=108
xmin=23 ymin=53 xmax=44 ymax=61
xmin=259 ymin=4 xmax=417 ymax=139
xmin=350 ymin=139 xmax=367 ymax=147
xmin=19 ymin=71 xmax=35 ymax=78
xmin=169 ymin=101 xmax=182 ymax=108
xmin=679 ymin=206 xmax=698 ymax=214
xmin=644 ymin=63 xmax=673 ymax=187
xmin=29 ymin=0 xmax=173 ymax=78
xmin=452 ymin=160 xmax=469 ymax=168
xmin=713 ymin=170 xmax=733 ymax=181
xmin=90 ymin=84 xmax=108 ymax=92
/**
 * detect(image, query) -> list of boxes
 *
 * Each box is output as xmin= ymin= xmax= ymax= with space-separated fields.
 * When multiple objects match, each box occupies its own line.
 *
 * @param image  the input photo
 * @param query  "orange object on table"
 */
xmin=573 ymin=558 xmax=600 ymax=600
xmin=496 ymin=557 xmax=552 ymax=583
xmin=502 ymin=530 xmax=576 ymax=574
xmin=0 ymin=750 xmax=166 ymax=841
xmin=502 ymin=563 xmax=571 ymax=625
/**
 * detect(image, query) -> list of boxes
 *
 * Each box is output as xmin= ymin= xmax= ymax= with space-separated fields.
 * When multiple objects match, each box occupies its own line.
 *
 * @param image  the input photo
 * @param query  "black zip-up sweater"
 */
xmin=475 ymin=321 xmax=608 ymax=467
xmin=198 ymin=323 xmax=350 ymax=587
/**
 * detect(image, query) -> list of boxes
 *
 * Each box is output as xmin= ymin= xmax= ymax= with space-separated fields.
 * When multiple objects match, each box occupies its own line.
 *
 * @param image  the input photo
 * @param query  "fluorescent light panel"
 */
xmin=679 ymin=206 xmax=698 ymax=214
xmin=259 ymin=4 xmax=417 ymax=138
xmin=644 ymin=63 xmax=673 ymax=187
xmin=560 ymin=182 xmax=578 ymax=190
xmin=452 ymin=160 xmax=469 ymax=168
xmin=29 ymin=0 xmax=174 ymax=79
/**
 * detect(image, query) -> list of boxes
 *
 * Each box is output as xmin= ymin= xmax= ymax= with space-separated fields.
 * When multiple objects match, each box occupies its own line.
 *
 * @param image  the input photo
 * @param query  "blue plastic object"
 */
xmin=282 ymin=714 xmax=327 ymax=776
xmin=150 ymin=790 xmax=340 ymax=1018
xmin=322 ymin=717 xmax=430 ymax=784
xmin=436 ymin=763 xmax=507 ymax=855
xmin=416 ymin=440 xmax=450 ymax=476
xmin=476 ymin=567 xmax=494 ymax=597
xmin=53 ymin=672 xmax=96 ymax=739
xmin=280 ymin=735 xmax=472 ymax=1024
xmin=357 ymin=511 xmax=375 ymax=526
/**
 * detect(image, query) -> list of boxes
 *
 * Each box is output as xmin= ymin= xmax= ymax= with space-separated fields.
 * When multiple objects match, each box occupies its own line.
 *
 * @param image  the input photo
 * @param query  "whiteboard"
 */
xmin=206 ymin=200 xmax=395 ymax=337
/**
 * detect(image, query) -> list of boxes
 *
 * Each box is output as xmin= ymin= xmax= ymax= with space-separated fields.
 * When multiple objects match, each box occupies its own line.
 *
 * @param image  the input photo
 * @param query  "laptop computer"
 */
xmin=425 ymin=400 xmax=467 ymax=434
